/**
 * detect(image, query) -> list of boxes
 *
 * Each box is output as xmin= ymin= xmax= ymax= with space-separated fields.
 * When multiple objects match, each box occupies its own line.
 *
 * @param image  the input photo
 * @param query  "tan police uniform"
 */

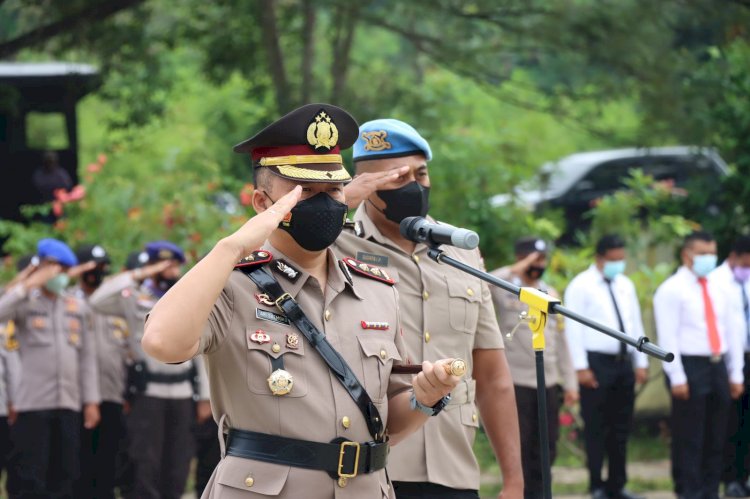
xmin=0 ymin=285 xmax=99 ymax=412
xmin=490 ymin=267 xmax=576 ymax=392
xmin=195 ymin=242 xmax=410 ymax=499
xmin=0 ymin=320 xmax=20 ymax=417
xmin=334 ymin=208 xmax=504 ymax=491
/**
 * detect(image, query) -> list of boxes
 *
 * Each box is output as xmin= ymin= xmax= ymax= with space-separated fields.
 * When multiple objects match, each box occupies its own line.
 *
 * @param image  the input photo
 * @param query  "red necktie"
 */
xmin=698 ymin=277 xmax=721 ymax=355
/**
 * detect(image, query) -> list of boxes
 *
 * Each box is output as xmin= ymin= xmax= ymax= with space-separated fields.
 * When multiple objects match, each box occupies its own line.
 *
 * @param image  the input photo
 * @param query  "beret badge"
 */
xmin=361 ymin=130 xmax=392 ymax=152
xmin=306 ymin=110 xmax=339 ymax=151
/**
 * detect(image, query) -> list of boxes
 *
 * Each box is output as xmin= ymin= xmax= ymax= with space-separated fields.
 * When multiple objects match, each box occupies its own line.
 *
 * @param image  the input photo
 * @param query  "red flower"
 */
xmin=239 ymin=184 xmax=254 ymax=206
xmin=559 ymin=411 xmax=575 ymax=427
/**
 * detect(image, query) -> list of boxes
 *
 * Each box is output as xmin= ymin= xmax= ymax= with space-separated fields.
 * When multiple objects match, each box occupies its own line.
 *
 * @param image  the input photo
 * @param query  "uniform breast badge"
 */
xmin=250 ymin=330 xmax=271 ymax=345
xmin=254 ymin=293 xmax=276 ymax=307
xmin=360 ymin=321 xmax=390 ymax=331
xmin=267 ymin=369 xmax=294 ymax=396
xmin=286 ymin=333 xmax=300 ymax=349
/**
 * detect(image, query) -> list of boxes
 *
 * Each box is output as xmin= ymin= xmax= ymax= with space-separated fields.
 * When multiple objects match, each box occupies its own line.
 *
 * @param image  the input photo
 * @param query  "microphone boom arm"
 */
xmin=427 ymin=247 xmax=674 ymax=362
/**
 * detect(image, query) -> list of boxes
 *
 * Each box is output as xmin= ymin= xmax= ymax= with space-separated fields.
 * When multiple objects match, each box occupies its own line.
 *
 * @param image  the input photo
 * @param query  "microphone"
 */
xmin=400 ymin=217 xmax=480 ymax=250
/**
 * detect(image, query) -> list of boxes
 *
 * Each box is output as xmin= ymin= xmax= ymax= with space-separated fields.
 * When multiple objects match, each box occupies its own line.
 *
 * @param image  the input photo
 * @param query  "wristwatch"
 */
xmin=409 ymin=390 xmax=451 ymax=416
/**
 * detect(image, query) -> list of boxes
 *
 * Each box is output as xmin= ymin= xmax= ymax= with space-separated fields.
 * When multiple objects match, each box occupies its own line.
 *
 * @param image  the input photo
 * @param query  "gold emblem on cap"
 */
xmin=158 ymin=249 xmax=173 ymax=259
xmin=361 ymin=130 xmax=392 ymax=151
xmin=443 ymin=359 xmax=467 ymax=377
xmin=267 ymin=369 xmax=294 ymax=395
xmin=307 ymin=111 xmax=339 ymax=151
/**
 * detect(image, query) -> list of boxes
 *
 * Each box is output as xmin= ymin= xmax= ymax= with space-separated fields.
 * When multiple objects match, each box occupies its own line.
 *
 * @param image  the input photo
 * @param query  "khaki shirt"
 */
xmin=333 ymin=207 xmax=504 ymax=490
xmin=90 ymin=273 xmax=196 ymax=399
xmin=490 ymin=267 xmax=577 ymax=392
xmin=0 ymin=285 xmax=100 ymax=412
xmin=75 ymin=287 xmax=131 ymax=404
xmin=192 ymin=243 xmax=409 ymax=499
xmin=0 ymin=321 xmax=20 ymax=416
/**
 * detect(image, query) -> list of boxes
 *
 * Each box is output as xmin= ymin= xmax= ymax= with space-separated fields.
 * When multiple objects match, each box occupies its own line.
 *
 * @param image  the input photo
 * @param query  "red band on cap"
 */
xmin=251 ymin=144 xmax=341 ymax=161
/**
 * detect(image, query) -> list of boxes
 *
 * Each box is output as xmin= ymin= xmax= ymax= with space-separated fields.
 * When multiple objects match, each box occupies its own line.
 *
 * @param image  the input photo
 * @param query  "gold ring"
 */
xmin=443 ymin=359 xmax=467 ymax=377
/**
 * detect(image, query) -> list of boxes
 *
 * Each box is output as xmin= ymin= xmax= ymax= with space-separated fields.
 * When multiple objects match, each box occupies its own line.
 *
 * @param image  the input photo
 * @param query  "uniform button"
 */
xmin=424 ymin=331 xmax=431 ymax=343
xmin=466 ymin=287 xmax=474 ymax=297
xmin=338 ymin=477 xmax=348 ymax=488
xmin=412 ymin=254 xmax=420 ymax=263
xmin=472 ymin=413 xmax=478 ymax=423
xmin=325 ymin=309 xmax=332 ymax=321
xmin=380 ymin=349 xmax=387 ymax=360
xmin=422 ymin=290 xmax=429 ymax=300
xmin=244 ymin=476 xmax=254 ymax=487
xmin=341 ymin=416 xmax=351 ymax=429
xmin=271 ymin=343 xmax=281 ymax=354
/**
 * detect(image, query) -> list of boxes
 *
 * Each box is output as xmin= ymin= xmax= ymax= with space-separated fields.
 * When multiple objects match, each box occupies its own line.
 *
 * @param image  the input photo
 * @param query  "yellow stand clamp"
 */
xmin=518 ymin=287 xmax=561 ymax=351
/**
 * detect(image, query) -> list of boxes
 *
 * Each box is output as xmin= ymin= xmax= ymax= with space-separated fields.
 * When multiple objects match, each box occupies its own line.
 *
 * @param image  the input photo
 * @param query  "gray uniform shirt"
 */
xmin=0 ymin=285 xmax=100 ymax=412
xmin=89 ymin=273 xmax=200 ymax=400
xmin=0 ymin=321 xmax=20 ymax=416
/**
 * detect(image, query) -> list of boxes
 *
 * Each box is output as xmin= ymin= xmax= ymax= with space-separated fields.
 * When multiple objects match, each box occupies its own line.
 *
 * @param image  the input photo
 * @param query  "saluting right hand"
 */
xmin=23 ymin=263 xmax=62 ymax=291
xmin=222 ymin=185 xmax=302 ymax=259
xmin=133 ymin=260 xmax=174 ymax=282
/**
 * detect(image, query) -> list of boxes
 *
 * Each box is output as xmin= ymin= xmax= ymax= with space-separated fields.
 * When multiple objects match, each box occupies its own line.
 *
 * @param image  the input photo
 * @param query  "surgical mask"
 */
xmin=692 ymin=254 xmax=717 ymax=277
xmin=274 ymin=192 xmax=348 ymax=251
xmin=44 ymin=273 xmax=70 ymax=294
xmin=602 ymin=260 xmax=626 ymax=280
xmin=525 ymin=265 xmax=546 ymax=281
xmin=375 ymin=181 xmax=430 ymax=224
xmin=733 ymin=266 xmax=750 ymax=283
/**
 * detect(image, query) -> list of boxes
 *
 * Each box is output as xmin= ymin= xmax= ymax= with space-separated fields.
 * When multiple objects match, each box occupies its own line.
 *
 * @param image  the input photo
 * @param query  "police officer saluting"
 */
xmin=73 ymin=244 xmax=130 ymax=499
xmin=0 ymin=238 xmax=100 ymax=498
xmin=89 ymin=241 xmax=206 ymax=499
xmin=143 ymin=103 xmax=462 ymax=499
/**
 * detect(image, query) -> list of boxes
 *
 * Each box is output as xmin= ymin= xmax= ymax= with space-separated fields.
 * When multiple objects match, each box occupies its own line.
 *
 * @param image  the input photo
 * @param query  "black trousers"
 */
xmin=8 ymin=409 xmax=81 ymax=499
xmin=75 ymin=401 xmax=126 ymax=499
xmin=193 ymin=416 xmax=220 ymax=498
xmin=722 ymin=353 xmax=750 ymax=485
xmin=669 ymin=356 xmax=731 ymax=499
xmin=124 ymin=395 xmax=194 ymax=499
xmin=579 ymin=352 xmax=635 ymax=494
xmin=392 ymin=481 xmax=479 ymax=498
xmin=0 ymin=415 xmax=11 ymax=495
xmin=514 ymin=385 xmax=560 ymax=499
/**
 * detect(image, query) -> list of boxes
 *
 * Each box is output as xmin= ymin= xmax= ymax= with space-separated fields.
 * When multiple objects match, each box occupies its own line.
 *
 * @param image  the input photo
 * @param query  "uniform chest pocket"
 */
xmin=24 ymin=314 xmax=53 ymax=346
xmin=446 ymin=277 xmax=482 ymax=334
xmin=245 ymin=328 xmax=308 ymax=398
xmin=357 ymin=335 xmax=401 ymax=402
xmin=106 ymin=317 xmax=129 ymax=346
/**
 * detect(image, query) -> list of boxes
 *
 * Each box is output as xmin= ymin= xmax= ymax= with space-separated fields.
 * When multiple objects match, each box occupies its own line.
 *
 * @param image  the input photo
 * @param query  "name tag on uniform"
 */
xmin=356 ymin=252 xmax=389 ymax=267
xmin=256 ymin=308 xmax=290 ymax=326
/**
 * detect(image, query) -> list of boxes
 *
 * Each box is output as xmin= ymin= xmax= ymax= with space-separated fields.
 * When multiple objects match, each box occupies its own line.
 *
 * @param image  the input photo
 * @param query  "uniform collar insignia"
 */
xmin=272 ymin=259 xmax=301 ymax=283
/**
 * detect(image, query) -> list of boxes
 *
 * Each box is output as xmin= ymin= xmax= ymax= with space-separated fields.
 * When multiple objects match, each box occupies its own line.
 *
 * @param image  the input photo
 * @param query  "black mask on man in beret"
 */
xmin=82 ymin=264 xmax=110 ymax=288
xmin=375 ymin=181 xmax=430 ymax=224
xmin=525 ymin=265 xmax=547 ymax=281
xmin=267 ymin=191 xmax=348 ymax=251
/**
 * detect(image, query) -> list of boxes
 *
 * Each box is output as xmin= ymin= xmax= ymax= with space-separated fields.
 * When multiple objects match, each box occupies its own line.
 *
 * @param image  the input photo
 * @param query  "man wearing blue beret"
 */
xmin=0 ymin=238 xmax=101 ymax=498
xmin=336 ymin=119 xmax=523 ymax=498
xmin=90 ymin=240 xmax=209 ymax=499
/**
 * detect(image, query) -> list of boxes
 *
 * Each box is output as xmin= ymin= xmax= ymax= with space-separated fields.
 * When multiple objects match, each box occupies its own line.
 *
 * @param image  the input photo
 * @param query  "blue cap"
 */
xmin=37 ymin=238 xmax=77 ymax=267
xmin=145 ymin=241 xmax=185 ymax=264
xmin=352 ymin=119 xmax=432 ymax=162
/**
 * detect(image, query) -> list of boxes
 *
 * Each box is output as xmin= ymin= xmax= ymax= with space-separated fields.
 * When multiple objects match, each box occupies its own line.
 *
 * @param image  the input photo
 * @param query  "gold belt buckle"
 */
xmin=274 ymin=293 xmax=292 ymax=312
xmin=337 ymin=441 xmax=360 ymax=478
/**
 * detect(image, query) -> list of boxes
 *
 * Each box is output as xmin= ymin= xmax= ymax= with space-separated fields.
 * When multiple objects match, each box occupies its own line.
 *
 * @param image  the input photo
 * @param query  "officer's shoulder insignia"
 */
xmin=234 ymin=250 xmax=273 ymax=270
xmin=343 ymin=219 xmax=364 ymax=238
xmin=342 ymin=257 xmax=395 ymax=285
xmin=272 ymin=259 xmax=301 ymax=283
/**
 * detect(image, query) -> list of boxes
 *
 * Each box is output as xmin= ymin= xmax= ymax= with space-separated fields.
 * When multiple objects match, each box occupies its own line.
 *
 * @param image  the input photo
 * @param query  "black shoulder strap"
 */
xmin=237 ymin=266 xmax=386 ymax=441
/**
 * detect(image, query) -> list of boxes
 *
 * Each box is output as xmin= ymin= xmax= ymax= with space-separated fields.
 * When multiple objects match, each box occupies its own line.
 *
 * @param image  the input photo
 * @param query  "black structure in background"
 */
xmin=0 ymin=62 xmax=100 ymax=223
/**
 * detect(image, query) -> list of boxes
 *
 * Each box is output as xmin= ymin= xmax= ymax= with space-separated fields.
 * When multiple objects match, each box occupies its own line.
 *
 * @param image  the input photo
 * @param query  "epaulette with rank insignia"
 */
xmin=343 ymin=219 xmax=364 ymax=238
xmin=234 ymin=250 xmax=273 ymax=269
xmin=342 ymin=257 xmax=395 ymax=285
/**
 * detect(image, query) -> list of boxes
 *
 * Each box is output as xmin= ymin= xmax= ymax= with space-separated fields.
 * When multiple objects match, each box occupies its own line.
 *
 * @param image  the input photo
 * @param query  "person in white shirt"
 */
xmin=654 ymin=231 xmax=745 ymax=499
xmin=713 ymin=236 xmax=750 ymax=498
xmin=564 ymin=234 xmax=648 ymax=499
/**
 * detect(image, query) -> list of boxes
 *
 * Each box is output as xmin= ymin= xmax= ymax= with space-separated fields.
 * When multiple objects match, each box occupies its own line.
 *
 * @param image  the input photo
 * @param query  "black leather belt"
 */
xmin=146 ymin=370 xmax=193 ymax=384
xmin=226 ymin=428 xmax=388 ymax=479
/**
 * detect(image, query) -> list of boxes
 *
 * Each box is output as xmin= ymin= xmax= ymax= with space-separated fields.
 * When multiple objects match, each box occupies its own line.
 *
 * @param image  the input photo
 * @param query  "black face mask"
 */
xmin=82 ymin=267 xmax=108 ymax=288
xmin=375 ymin=181 xmax=430 ymax=224
xmin=525 ymin=265 xmax=547 ymax=281
xmin=274 ymin=192 xmax=348 ymax=251
xmin=157 ymin=276 xmax=179 ymax=292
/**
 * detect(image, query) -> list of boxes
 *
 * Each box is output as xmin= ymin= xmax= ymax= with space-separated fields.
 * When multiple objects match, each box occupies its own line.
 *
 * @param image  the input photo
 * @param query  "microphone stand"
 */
xmin=426 ymin=246 xmax=674 ymax=499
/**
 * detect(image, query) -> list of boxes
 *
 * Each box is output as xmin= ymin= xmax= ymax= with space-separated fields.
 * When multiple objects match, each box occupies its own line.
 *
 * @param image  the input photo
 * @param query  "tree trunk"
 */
xmin=301 ymin=0 xmax=316 ymax=104
xmin=258 ymin=0 xmax=291 ymax=113
xmin=330 ymin=2 xmax=362 ymax=102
